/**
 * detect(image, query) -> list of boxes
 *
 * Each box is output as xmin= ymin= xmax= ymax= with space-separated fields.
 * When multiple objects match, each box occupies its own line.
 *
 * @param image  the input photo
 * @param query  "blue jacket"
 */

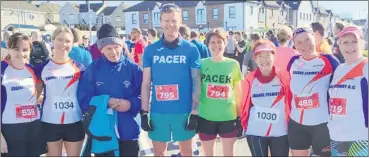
xmin=77 ymin=54 xmax=142 ymax=140
xmin=191 ymin=39 xmax=210 ymax=59
xmin=69 ymin=46 xmax=93 ymax=68
xmin=81 ymin=95 xmax=119 ymax=156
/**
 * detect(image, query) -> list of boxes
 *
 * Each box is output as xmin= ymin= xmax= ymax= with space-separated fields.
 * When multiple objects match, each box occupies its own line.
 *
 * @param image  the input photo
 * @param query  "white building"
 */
xmin=224 ymin=1 xmax=260 ymax=31
xmin=59 ymin=2 xmax=80 ymax=27
xmin=78 ymin=3 xmax=106 ymax=26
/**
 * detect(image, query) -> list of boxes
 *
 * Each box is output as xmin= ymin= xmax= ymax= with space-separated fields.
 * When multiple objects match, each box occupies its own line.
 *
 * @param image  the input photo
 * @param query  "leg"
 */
xmin=288 ymin=119 xmax=311 ymax=156
xmin=46 ymin=140 xmax=63 ymax=156
xmin=94 ymin=151 xmax=115 ymax=157
xmin=1 ymin=124 xmax=27 ymax=156
xmin=220 ymin=137 xmax=237 ymax=156
xmin=178 ymin=139 xmax=193 ymax=156
xmin=152 ymin=141 xmax=167 ymax=156
xmin=347 ymin=140 xmax=368 ymax=157
xmin=246 ymin=135 xmax=268 ymax=157
xmin=330 ymin=140 xmax=349 ymax=156
xmin=171 ymin=113 xmax=196 ymax=156
xmin=62 ymin=121 xmax=85 ymax=156
xmin=269 ymin=135 xmax=290 ymax=156
xmin=197 ymin=117 xmax=217 ymax=156
xmin=311 ymin=123 xmax=331 ymax=157
xmin=218 ymin=119 xmax=238 ymax=156
xmin=118 ymin=140 xmax=140 ymax=157
xmin=148 ymin=113 xmax=171 ymax=156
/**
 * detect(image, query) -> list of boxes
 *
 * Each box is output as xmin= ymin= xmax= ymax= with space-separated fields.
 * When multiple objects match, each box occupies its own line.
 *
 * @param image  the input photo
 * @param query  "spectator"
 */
xmin=225 ymin=31 xmax=237 ymax=59
xmin=81 ymin=35 xmax=90 ymax=50
xmin=242 ymin=33 xmax=260 ymax=77
xmin=143 ymin=35 xmax=149 ymax=43
xmin=311 ymin=22 xmax=332 ymax=54
xmin=332 ymin=22 xmax=345 ymax=63
xmin=130 ymin=27 xmax=147 ymax=66
xmin=69 ymin=28 xmax=92 ymax=68
xmin=179 ymin=25 xmax=191 ymax=40
xmin=266 ymin=29 xmax=279 ymax=47
xmin=1 ymin=31 xmax=13 ymax=60
xmin=275 ymin=26 xmax=299 ymax=71
xmin=147 ymin=28 xmax=159 ymax=44
xmin=7 ymin=26 xmax=16 ymax=33
xmin=88 ymin=30 xmax=103 ymax=60
xmin=191 ymin=30 xmax=210 ymax=59
xmin=29 ymin=31 xmax=51 ymax=67
xmin=288 ymin=25 xmax=295 ymax=48
xmin=234 ymin=31 xmax=247 ymax=68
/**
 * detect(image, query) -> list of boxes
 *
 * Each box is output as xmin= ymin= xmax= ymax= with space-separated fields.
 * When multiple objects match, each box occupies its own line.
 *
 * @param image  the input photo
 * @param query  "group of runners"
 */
xmin=1 ymin=3 xmax=368 ymax=157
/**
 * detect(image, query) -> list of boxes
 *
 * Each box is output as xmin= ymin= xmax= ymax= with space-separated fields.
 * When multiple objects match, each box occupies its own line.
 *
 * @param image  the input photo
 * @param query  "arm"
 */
xmin=141 ymin=68 xmax=151 ymax=112
xmin=126 ymin=64 xmax=143 ymax=116
xmin=191 ymin=68 xmax=201 ymax=113
xmin=235 ymin=81 xmax=242 ymax=116
xmin=77 ymin=64 xmax=96 ymax=113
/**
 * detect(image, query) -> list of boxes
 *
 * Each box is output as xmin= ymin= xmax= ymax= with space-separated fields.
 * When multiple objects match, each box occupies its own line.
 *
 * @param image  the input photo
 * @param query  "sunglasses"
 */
xmin=160 ymin=4 xmax=181 ymax=13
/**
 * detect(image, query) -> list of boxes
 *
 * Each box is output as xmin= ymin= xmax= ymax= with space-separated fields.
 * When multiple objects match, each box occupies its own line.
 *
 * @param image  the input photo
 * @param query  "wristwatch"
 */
xmin=140 ymin=110 xmax=149 ymax=115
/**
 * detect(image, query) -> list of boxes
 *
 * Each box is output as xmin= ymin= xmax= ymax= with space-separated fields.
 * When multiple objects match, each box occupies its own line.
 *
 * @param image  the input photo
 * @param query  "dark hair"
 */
xmin=160 ymin=3 xmax=182 ymax=20
xmin=8 ymin=27 xmax=15 ymax=32
xmin=147 ymin=28 xmax=157 ymax=37
xmin=327 ymin=37 xmax=333 ymax=46
xmin=179 ymin=25 xmax=191 ymax=40
xmin=250 ymin=33 xmax=261 ymax=41
xmin=205 ymin=29 xmax=227 ymax=46
xmin=335 ymin=22 xmax=345 ymax=32
xmin=191 ymin=30 xmax=199 ymax=39
xmin=6 ymin=33 xmax=33 ymax=59
xmin=311 ymin=22 xmax=325 ymax=36
xmin=234 ymin=31 xmax=242 ymax=36
xmin=70 ymin=28 xmax=81 ymax=43
xmin=288 ymin=25 xmax=294 ymax=31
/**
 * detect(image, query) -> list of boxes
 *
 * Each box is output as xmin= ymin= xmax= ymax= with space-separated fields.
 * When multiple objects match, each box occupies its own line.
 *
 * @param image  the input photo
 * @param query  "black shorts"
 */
xmin=246 ymin=135 xmax=289 ymax=157
xmin=1 ymin=120 xmax=47 ymax=156
xmin=197 ymin=117 xmax=237 ymax=141
xmin=94 ymin=140 xmax=140 ymax=157
xmin=288 ymin=119 xmax=331 ymax=156
xmin=42 ymin=121 xmax=85 ymax=142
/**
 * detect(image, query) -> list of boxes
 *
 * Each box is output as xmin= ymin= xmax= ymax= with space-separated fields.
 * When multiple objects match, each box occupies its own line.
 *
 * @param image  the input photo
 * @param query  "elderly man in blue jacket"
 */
xmin=77 ymin=24 xmax=142 ymax=157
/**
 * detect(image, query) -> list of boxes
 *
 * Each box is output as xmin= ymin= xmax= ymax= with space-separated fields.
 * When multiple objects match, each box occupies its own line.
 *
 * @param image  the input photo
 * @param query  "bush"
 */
xmin=364 ymin=50 xmax=368 ymax=57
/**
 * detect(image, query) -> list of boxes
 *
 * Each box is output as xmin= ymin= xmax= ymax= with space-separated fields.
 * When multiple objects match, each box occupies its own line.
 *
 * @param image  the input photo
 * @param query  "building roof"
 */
xmin=6 ymin=24 xmax=39 ymax=30
xmin=62 ymin=2 xmax=80 ymax=12
xmin=123 ymin=1 xmax=157 ymax=12
xmin=1 ymin=1 xmax=41 ymax=12
xmin=283 ymin=0 xmax=301 ymax=10
xmin=99 ymin=6 xmax=117 ymax=16
xmin=38 ymin=2 xmax=61 ymax=13
xmin=316 ymin=5 xmax=329 ymax=16
xmin=263 ymin=0 xmax=280 ymax=8
xmin=79 ymin=3 xmax=104 ymax=13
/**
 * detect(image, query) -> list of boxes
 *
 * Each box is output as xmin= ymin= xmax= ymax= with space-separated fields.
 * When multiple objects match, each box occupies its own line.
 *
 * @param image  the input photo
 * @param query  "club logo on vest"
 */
xmin=124 ymin=81 xmax=131 ymax=88
xmin=157 ymin=47 xmax=164 ymax=51
xmin=96 ymin=82 xmax=104 ymax=86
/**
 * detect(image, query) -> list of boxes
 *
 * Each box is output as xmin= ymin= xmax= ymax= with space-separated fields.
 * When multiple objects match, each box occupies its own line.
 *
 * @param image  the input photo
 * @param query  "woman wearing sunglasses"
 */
xmin=1 ymin=33 xmax=46 ymax=156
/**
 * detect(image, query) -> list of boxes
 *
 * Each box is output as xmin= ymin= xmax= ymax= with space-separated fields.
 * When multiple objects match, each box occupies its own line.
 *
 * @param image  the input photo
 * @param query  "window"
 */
xmin=212 ymin=8 xmax=218 ymax=20
xmin=271 ymin=10 xmax=274 ymax=17
xmin=143 ymin=13 xmax=149 ymax=24
xmin=310 ymin=14 xmax=312 ymax=21
xmin=280 ymin=11 xmax=283 ymax=16
xmin=250 ymin=6 xmax=253 ymax=15
xmin=182 ymin=10 xmax=188 ymax=21
xmin=229 ymin=6 xmax=236 ymax=18
xmin=300 ymin=12 xmax=302 ymax=19
xmin=116 ymin=16 xmax=121 ymax=22
xmin=69 ymin=14 xmax=74 ymax=21
xmin=258 ymin=8 xmax=265 ymax=22
xmin=197 ymin=9 xmax=205 ymax=23
xmin=153 ymin=12 xmax=159 ymax=25
xmin=132 ymin=14 xmax=137 ymax=24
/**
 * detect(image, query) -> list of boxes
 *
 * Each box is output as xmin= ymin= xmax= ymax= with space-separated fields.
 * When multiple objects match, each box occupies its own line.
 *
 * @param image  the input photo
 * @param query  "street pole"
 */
xmin=17 ymin=1 xmax=20 ymax=32
xmin=88 ymin=0 xmax=92 ymax=42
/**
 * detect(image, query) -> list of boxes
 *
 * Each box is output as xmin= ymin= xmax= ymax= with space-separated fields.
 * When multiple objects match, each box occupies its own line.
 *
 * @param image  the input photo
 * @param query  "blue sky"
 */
xmin=36 ymin=1 xmax=368 ymax=20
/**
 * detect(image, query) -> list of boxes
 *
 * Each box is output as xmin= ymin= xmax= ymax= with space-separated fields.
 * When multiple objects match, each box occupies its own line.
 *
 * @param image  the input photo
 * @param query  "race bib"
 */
xmin=155 ymin=84 xmax=179 ymax=101
xmin=206 ymin=83 xmax=229 ymax=100
xmin=294 ymin=93 xmax=320 ymax=109
xmin=329 ymin=98 xmax=347 ymax=116
xmin=52 ymin=97 xmax=76 ymax=112
xmin=16 ymin=105 xmax=38 ymax=119
xmin=254 ymin=107 xmax=280 ymax=124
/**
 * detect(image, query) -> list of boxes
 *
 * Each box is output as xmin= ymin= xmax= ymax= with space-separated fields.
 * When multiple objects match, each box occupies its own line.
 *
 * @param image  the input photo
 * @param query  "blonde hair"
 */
xmin=277 ymin=26 xmax=293 ymax=44
xmin=52 ymin=26 xmax=74 ymax=41
xmin=70 ymin=28 xmax=81 ymax=43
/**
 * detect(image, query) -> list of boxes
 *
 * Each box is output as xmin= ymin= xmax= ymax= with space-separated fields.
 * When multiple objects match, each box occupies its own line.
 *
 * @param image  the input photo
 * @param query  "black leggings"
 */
xmin=94 ymin=140 xmax=140 ymax=157
xmin=246 ymin=135 xmax=289 ymax=157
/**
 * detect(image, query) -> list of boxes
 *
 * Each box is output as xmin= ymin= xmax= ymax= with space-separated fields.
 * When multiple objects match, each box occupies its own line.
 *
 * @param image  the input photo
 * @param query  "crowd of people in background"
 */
xmin=0 ymin=3 xmax=368 ymax=157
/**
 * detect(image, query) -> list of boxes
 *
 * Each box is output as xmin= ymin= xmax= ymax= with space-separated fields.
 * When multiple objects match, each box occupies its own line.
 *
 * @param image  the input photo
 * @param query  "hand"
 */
xmin=108 ymin=97 xmax=120 ymax=109
xmin=1 ymin=134 xmax=8 ymax=154
xmin=115 ymin=99 xmax=131 ymax=112
xmin=235 ymin=117 xmax=243 ymax=138
xmin=185 ymin=114 xmax=199 ymax=131
xmin=140 ymin=110 xmax=153 ymax=131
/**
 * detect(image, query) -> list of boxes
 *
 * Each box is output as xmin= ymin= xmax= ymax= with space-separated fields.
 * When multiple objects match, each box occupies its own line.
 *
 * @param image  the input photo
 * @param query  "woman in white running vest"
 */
xmin=36 ymin=26 xmax=85 ymax=156
xmin=328 ymin=26 xmax=368 ymax=156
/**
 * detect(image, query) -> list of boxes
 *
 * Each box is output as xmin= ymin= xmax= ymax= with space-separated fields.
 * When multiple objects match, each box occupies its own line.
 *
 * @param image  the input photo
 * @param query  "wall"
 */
xmin=1 ymin=8 xmax=45 ymax=29
xmin=224 ymin=3 xmax=244 ymax=31
xmin=139 ymin=10 xmax=151 ymax=30
xmin=60 ymin=4 xmax=79 ymax=25
xmin=244 ymin=3 xmax=259 ymax=31
xmin=124 ymin=11 xmax=139 ymax=33
xmin=206 ymin=4 xmax=224 ymax=29
xmin=79 ymin=12 xmax=97 ymax=26
xmin=297 ymin=0 xmax=314 ymax=27
xmin=110 ymin=3 xmax=126 ymax=29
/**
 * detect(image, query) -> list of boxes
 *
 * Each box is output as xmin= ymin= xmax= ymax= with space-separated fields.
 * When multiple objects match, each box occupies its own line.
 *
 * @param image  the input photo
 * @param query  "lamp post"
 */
xmin=207 ymin=22 xmax=210 ymax=31
xmin=88 ymin=0 xmax=92 ymax=42
xmin=225 ymin=21 xmax=228 ymax=31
